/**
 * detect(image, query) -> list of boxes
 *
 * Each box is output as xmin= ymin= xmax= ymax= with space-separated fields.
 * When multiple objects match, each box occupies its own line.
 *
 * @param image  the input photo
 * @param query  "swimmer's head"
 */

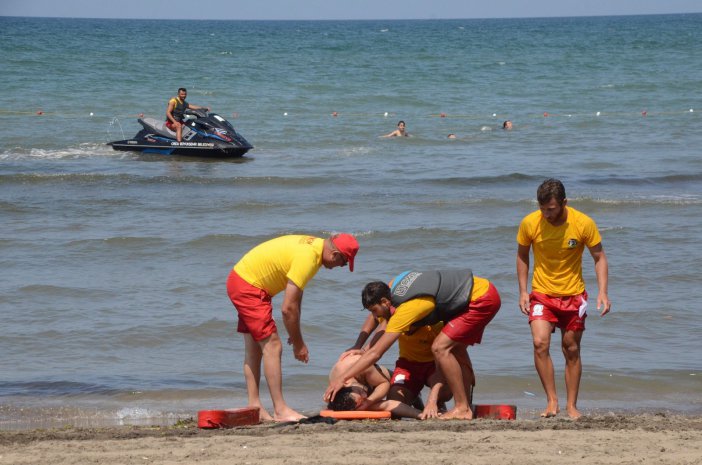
xmin=327 ymin=385 xmax=369 ymax=411
xmin=502 ymin=120 xmax=513 ymax=130
xmin=447 ymin=133 xmax=456 ymax=139
xmin=397 ymin=121 xmax=405 ymax=129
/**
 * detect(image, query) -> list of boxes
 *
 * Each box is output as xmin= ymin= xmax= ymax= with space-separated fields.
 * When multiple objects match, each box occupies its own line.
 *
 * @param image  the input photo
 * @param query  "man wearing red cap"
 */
xmin=227 ymin=233 xmax=358 ymax=422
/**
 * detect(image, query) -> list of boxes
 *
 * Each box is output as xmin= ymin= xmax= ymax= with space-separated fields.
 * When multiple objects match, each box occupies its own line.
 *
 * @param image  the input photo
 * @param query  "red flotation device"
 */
xmin=473 ymin=404 xmax=517 ymax=420
xmin=197 ymin=407 xmax=260 ymax=429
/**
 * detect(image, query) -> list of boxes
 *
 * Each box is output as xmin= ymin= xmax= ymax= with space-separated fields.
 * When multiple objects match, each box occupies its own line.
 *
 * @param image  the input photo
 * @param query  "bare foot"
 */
xmin=249 ymin=405 xmax=274 ymax=422
xmin=274 ymin=407 xmax=307 ymax=423
xmin=566 ymin=405 xmax=582 ymax=419
xmin=540 ymin=400 xmax=559 ymax=418
xmin=439 ymin=407 xmax=473 ymax=420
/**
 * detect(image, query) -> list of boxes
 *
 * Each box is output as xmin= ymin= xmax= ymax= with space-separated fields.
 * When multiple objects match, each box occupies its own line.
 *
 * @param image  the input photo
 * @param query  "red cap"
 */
xmin=332 ymin=233 xmax=359 ymax=272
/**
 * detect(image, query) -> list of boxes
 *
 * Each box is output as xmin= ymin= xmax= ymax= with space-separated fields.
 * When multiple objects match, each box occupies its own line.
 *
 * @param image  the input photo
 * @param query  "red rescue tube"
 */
xmin=473 ymin=404 xmax=517 ymax=420
xmin=197 ymin=407 xmax=260 ymax=429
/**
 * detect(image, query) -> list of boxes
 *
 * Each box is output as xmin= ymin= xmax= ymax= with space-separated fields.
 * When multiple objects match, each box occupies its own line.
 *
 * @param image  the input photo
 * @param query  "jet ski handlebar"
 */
xmin=184 ymin=108 xmax=209 ymax=119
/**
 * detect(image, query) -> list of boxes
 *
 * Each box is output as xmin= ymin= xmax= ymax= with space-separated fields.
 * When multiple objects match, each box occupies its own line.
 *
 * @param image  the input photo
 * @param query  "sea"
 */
xmin=0 ymin=13 xmax=701 ymax=429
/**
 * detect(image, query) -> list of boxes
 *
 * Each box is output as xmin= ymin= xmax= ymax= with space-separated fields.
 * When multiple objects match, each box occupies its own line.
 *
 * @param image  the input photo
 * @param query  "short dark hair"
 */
xmin=537 ymin=178 xmax=566 ymax=205
xmin=362 ymin=281 xmax=391 ymax=309
xmin=398 ymin=120 xmax=405 ymax=126
xmin=327 ymin=387 xmax=358 ymax=411
xmin=178 ymin=87 xmax=187 ymax=93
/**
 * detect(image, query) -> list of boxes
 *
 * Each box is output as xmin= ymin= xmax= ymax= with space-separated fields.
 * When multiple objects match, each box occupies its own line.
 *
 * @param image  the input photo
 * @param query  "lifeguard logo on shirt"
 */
xmin=394 ymin=272 xmax=422 ymax=296
xmin=567 ymin=238 xmax=578 ymax=248
xmin=300 ymin=236 xmax=315 ymax=245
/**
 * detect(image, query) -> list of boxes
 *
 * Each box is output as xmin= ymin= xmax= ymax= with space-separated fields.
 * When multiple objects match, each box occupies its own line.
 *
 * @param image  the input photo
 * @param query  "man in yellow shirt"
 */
xmin=226 ymin=234 xmax=359 ymax=422
xmin=517 ymin=179 xmax=611 ymax=419
xmin=325 ymin=270 xmax=501 ymax=420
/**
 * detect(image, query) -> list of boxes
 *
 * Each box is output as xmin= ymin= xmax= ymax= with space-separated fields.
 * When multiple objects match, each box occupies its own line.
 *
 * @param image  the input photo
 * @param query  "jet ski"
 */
xmin=108 ymin=109 xmax=253 ymax=157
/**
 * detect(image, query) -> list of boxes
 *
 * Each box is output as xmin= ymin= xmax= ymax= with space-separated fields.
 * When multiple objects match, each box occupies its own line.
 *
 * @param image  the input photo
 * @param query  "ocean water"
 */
xmin=0 ymin=14 xmax=701 ymax=429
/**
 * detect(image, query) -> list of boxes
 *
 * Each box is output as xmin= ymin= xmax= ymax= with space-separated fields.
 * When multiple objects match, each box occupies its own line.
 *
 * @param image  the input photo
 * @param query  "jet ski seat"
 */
xmin=139 ymin=117 xmax=193 ymax=139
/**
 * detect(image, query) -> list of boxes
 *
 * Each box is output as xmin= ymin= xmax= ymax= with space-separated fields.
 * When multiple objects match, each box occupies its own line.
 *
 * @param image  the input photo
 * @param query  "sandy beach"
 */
xmin=1 ymin=413 xmax=700 ymax=465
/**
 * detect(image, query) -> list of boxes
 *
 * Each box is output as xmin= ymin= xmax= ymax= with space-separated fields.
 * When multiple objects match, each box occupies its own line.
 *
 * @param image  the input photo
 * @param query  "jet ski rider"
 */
xmin=165 ymin=87 xmax=210 ymax=142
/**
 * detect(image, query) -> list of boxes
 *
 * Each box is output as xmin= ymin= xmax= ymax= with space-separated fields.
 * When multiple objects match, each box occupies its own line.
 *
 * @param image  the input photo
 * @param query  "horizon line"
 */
xmin=1 ymin=11 xmax=701 ymax=21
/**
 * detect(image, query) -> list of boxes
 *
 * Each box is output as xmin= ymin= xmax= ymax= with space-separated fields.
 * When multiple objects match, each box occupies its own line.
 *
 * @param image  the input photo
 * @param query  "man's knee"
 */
xmin=261 ymin=333 xmax=282 ymax=354
xmin=561 ymin=341 xmax=580 ymax=360
xmin=431 ymin=339 xmax=451 ymax=358
xmin=532 ymin=336 xmax=551 ymax=355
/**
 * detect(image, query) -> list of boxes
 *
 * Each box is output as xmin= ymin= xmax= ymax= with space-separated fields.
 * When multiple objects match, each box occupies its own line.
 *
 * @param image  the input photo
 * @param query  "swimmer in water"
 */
xmin=381 ymin=120 xmax=410 ymax=138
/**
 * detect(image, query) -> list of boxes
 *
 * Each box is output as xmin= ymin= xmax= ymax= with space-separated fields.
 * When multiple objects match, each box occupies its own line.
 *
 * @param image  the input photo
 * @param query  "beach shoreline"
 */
xmin=1 ymin=413 xmax=700 ymax=464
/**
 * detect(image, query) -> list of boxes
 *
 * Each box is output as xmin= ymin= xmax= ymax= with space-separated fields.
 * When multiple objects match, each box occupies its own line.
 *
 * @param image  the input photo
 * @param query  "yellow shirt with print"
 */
xmin=517 ymin=206 xmax=602 ymax=296
xmin=384 ymin=276 xmax=490 ymax=362
xmin=233 ymin=235 xmax=324 ymax=296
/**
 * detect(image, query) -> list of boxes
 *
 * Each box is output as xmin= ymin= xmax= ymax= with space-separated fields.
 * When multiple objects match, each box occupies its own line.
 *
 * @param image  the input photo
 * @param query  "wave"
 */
xmin=66 ymin=236 xmax=169 ymax=249
xmin=423 ymin=172 xmax=542 ymax=186
xmin=0 ymin=143 xmax=117 ymax=160
xmin=18 ymin=284 xmax=117 ymax=299
xmin=0 ymin=172 xmax=350 ymax=188
xmin=582 ymin=173 xmax=702 ymax=186
xmin=0 ymin=381 xmax=121 ymax=397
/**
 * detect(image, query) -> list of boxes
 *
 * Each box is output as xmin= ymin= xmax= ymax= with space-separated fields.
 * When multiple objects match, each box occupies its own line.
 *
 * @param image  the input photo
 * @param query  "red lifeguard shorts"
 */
xmin=441 ymin=283 xmax=501 ymax=345
xmin=390 ymin=358 xmax=437 ymax=398
xmin=528 ymin=290 xmax=588 ymax=332
xmin=226 ymin=270 xmax=276 ymax=341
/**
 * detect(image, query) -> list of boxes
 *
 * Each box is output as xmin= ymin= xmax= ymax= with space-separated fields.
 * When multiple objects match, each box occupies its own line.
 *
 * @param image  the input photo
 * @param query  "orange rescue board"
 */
xmin=319 ymin=409 xmax=392 ymax=420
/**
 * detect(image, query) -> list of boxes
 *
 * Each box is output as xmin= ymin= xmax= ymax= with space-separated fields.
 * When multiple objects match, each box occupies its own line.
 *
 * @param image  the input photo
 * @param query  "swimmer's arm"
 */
xmin=324 ymin=331 xmax=400 ymax=402
xmin=363 ymin=366 xmax=390 ymax=404
xmin=372 ymin=400 xmax=421 ymax=419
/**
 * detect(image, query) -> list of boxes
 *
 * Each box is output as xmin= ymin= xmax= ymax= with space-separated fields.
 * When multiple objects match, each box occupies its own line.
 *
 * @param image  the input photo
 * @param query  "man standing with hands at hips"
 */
xmin=227 ymin=234 xmax=359 ymax=422
xmin=516 ymin=179 xmax=611 ymax=419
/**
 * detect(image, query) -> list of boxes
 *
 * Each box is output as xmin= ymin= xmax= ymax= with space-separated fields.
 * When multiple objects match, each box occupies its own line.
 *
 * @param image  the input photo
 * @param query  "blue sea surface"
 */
xmin=0 ymin=14 xmax=701 ymax=428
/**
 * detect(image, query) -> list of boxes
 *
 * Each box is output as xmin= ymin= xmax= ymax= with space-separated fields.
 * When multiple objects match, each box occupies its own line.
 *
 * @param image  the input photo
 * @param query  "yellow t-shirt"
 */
xmin=233 ymin=235 xmax=324 ymax=296
xmin=517 ymin=206 xmax=602 ymax=296
xmin=398 ymin=322 xmax=444 ymax=363
xmin=384 ymin=276 xmax=490 ymax=362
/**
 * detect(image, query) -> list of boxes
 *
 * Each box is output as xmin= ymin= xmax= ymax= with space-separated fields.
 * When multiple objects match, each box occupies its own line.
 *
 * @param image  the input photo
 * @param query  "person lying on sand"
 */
xmin=327 ymin=353 xmax=421 ymax=419
xmin=343 ymin=311 xmax=452 ymax=419
xmin=326 ymin=271 xmax=501 ymax=420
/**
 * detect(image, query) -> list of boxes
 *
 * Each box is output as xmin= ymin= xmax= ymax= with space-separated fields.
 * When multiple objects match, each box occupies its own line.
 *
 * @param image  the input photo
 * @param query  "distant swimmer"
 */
xmin=502 ymin=120 xmax=513 ymax=130
xmin=447 ymin=133 xmax=457 ymax=139
xmin=381 ymin=120 xmax=411 ymax=138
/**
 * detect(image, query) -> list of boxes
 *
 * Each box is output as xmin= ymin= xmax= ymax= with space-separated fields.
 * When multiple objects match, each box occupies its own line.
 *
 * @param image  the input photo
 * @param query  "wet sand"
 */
xmin=0 ymin=413 xmax=701 ymax=464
